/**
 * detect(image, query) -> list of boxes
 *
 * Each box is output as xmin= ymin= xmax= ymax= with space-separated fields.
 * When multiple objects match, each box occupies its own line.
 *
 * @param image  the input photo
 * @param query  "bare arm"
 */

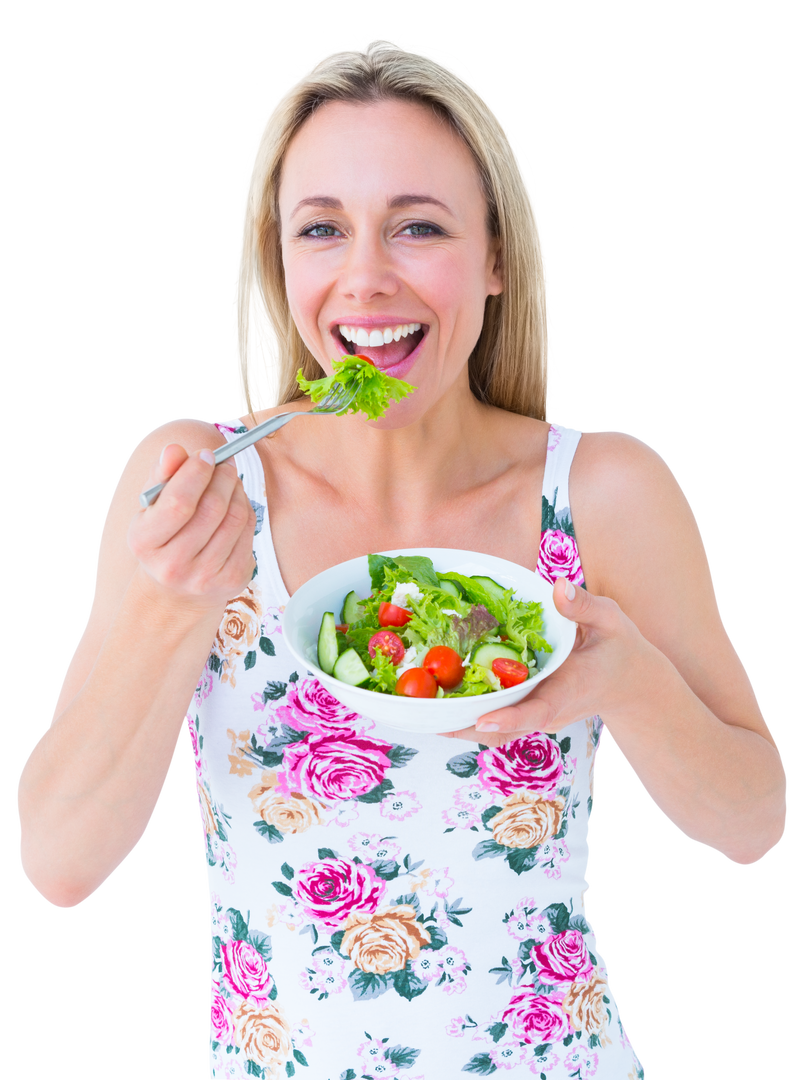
xmin=18 ymin=422 xmax=256 ymax=905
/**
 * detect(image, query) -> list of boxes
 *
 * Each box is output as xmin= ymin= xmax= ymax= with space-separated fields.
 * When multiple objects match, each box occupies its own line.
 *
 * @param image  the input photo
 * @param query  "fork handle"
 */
xmin=138 ymin=411 xmax=299 ymax=508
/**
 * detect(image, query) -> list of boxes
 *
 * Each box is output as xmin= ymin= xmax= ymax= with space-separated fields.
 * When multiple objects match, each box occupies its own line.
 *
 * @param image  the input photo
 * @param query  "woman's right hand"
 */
xmin=128 ymin=443 xmax=257 ymax=611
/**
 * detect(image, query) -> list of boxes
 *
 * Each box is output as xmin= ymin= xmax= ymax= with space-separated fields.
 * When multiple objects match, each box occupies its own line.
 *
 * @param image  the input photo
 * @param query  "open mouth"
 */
xmin=333 ymin=322 xmax=427 ymax=372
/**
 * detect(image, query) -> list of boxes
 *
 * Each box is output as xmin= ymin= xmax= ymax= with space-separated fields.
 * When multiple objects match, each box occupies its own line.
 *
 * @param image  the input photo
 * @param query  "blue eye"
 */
xmin=296 ymin=219 xmax=443 ymax=238
xmin=402 ymin=222 xmax=443 ymax=237
xmin=301 ymin=223 xmax=339 ymax=238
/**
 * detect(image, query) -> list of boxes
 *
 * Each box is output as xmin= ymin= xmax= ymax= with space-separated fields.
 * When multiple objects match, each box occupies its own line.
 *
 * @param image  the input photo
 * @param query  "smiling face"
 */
xmin=278 ymin=98 xmax=503 ymax=423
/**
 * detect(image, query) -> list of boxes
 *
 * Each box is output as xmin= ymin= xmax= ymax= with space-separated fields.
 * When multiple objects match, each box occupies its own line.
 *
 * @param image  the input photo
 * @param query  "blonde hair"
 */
xmin=239 ymin=42 xmax=547 ymax=419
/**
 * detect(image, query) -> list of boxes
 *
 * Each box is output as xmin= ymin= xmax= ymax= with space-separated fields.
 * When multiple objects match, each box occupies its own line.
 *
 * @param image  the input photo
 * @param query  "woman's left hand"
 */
xmin=443 ymin=577 xmax=653 ymax=747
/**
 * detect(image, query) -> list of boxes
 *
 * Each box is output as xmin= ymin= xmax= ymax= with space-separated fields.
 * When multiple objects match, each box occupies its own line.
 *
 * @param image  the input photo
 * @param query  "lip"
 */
xmin=329 ymin=320 xmax=429 ymax=383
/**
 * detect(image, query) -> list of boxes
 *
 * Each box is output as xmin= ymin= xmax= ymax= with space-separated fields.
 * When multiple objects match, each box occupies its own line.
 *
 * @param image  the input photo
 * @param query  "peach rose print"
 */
xmin=488 ymin=792 xmax=565 ymax=849
xmin=233 ymin=999 xmax=292 ymax=1077
xmin=248 ymin=771 xmax=325 ymax=835
xmin=340 ymin=904 xmax=432 ymax=974
xmin=213 ymin=584 xmax=263 ymax=687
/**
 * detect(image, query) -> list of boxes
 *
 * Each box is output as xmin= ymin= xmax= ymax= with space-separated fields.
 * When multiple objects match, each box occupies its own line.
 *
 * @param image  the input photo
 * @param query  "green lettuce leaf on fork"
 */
xmin=296 ymin=355 xmax=416 ymax=421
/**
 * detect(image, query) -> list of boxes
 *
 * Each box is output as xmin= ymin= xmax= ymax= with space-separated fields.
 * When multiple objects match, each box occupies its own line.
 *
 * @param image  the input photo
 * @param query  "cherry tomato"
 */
xmin=353 ymin=354 xmax=376 ymax=366
xmin=491 ymin=657 xmax=529 ymax=688
xmin=368 ymin=630 xmax=406 ymax=665
xmin=395 ymin=668 xmax=438 ymax=698
xmin=378 ymin=601 xmax=412 ymax=627
xmin=423 ymin=645 xmax=464 ymax=690
xmin=336 ymin=624 xmax=349 ymax=634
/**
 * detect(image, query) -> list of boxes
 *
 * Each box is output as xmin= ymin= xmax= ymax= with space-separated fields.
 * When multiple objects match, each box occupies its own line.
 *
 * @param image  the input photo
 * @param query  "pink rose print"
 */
xmin=538 ymin=528 xmax=584 ymax=586
xmin=502 ymin=984 xmax=571 ymax=1044
xmin=294 ymin=857 xmax=385 ymax=929
xmin=532 ymin=929 xmax=593 ymax=983
xmin=280 ymin=728 xmax=393 ymax=801
xmin=478 ymin=733 xmax=564 ymax=798
xmin=210 ymin=983 xmax=235 ymax=1043
xmin=446 ymin=1016 xmax=466 ymax=1037
xmin=442 ymin=974 xmax=468 ymax=995
xmin=274 ymin=678 xmax=364 ymax=732
xmin=221 ymin=939 xmax=273 ymax=1001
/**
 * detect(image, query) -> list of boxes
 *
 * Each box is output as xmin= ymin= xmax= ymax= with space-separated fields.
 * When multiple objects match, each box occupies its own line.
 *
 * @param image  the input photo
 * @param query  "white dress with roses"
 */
xmin=188 ymin=424 xmax=644 ymax=1080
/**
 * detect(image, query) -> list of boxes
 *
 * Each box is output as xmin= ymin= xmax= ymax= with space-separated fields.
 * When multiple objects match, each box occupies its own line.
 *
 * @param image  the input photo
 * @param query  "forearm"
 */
xmin=604 ymin=641 xmax=786 ymax=863
xmin=19 ymin=569 xmax=223 ymax=904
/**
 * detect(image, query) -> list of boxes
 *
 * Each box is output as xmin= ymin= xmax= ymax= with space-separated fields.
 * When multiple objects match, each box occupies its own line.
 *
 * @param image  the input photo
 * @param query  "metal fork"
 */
xmin=139 ymin=381 xmax=360 ymax=508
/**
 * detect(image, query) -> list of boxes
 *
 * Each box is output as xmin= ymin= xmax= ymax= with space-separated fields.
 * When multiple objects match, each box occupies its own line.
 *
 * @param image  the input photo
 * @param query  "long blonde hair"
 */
xmin=239 ymin=42 xmax=547 ymax=419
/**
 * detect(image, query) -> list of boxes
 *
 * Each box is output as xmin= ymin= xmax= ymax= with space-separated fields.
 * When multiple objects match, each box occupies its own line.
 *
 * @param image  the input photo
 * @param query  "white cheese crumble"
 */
xmin=390 ymin=581 xmax=423 ymax=609
xmin=396 ymin=644 xmax=421 ymax=675
xmin=440 ymin=608 xmax=461 ymax=617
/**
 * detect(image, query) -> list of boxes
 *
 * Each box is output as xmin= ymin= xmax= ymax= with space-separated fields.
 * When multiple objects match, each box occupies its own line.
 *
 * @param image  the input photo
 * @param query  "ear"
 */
xmin=486 ymin=240 xmax=504 ymax=296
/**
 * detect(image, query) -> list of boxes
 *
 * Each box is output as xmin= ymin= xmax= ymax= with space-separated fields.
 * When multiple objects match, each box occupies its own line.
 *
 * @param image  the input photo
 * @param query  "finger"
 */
xmin=139 ymin=449 xmax=233 ymax=550
xmin=552 ymin=577 xmax=620 ymax=635
xmin=187 ymin=482 xmax=257 ymax=589
xmin=160 ymin=456 xmax=244 ymax=564
xmin=156 ymin=443 xmax=190 ymax=485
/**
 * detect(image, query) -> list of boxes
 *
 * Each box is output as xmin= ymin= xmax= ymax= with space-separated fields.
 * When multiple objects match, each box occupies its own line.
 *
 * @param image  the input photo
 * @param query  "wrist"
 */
xmin=128 ymin=565 xmax=229 ymax=628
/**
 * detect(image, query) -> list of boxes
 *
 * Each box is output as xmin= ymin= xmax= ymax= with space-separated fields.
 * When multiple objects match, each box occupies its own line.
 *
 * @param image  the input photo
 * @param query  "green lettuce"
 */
xmin=367 ymin=651 xmax=399 ymax=694
xmin=340 ymin=552 xmax=550 ymax=699
xmin=297 ymin=355 xmax=415 ymax=422
xmin=446 ymin=661 xmax=501 ymax=697
xmin=505 ymin=599 xmax=553 ymax=657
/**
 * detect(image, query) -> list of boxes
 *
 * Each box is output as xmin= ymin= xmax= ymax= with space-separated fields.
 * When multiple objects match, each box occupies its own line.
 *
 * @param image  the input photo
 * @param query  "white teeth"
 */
xmin=337 ymin=323 xmax=424 ymax=347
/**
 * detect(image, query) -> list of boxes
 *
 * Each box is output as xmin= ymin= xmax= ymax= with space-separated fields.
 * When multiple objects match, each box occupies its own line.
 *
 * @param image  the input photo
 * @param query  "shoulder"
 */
xmin=568 ymin=431 xmax=702 ymax=600
xmin=571 ymin=430 xmax=673 ymax=500
xmin=128 ymin=417 xmax=229 ymax=469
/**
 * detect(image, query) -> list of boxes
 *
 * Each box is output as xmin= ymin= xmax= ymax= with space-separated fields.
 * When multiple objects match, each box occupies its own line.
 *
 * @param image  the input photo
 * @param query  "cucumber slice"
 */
xmin=471 ymin=575 xmax=508 ymax=601
xmin=437 ymin=577 xmax=461 ymax=598
xmin=317 ymin=612 xmax=339 ymax=675
xmin=332 ymin=648 xmax=371 ymax=687
xmin=472 ymin=642 xmax=523 ymax=669
xmin=340 ymin=590 xmax=365 ymax=625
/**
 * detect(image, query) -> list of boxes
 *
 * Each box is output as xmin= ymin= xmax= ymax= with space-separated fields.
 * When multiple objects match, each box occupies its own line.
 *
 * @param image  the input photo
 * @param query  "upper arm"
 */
xmin=51 ymin=419 xmax=227 ymax=722
xmin=570 ymin=432 xmax=775 ymax=746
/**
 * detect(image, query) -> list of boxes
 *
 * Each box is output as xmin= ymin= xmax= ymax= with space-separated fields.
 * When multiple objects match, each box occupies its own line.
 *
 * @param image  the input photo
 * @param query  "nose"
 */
xmin=337 ymin=230 xmax=399 ymax=305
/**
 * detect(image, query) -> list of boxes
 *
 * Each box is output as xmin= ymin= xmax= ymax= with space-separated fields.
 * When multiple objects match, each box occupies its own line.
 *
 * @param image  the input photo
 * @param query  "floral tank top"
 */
xmin=188 ymin=424 xmax=645 ymax=1080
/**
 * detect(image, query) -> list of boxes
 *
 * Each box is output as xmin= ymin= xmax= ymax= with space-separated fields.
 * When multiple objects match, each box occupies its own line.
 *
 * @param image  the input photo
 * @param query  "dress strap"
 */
xmin=538 ymin=424 xmax=586 ymax=587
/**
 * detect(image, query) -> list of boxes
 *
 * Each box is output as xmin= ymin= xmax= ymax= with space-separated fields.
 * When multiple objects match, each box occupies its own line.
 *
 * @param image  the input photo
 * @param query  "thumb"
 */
xmin=552 ymin=576 xmax=599 ymax=625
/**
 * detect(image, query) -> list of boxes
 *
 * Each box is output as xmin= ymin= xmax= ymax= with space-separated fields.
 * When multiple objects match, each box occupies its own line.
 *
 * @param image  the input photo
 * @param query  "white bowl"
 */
xmin=282 ymin=548 xmax=576 ymax=735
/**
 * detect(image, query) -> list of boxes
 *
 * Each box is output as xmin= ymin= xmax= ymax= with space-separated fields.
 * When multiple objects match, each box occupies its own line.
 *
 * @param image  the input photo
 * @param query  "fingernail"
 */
xmin=564 ymin=580 xmax=576 ymax=601
xmin=477 ymin=722 xmax=499 ymax=732
xmin=159 ymin=445 xmax=168 ymax=465
xmin=199 ymin=449 xmax=215 ymax=465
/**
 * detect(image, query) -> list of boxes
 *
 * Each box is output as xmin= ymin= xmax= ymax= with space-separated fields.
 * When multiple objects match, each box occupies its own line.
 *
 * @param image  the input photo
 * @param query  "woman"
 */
xmin=19 ymin=43 xmax=784 ymax=1079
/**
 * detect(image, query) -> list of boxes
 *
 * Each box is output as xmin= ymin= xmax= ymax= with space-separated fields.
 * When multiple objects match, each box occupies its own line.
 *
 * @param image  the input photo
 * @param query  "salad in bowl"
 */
xmin=283 ymin=549 xmax=576 ymax=734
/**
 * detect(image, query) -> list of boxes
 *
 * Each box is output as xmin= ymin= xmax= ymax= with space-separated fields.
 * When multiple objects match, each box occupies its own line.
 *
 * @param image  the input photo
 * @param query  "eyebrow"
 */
xmin=290 ymin=194 xmax=455 ymax=218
